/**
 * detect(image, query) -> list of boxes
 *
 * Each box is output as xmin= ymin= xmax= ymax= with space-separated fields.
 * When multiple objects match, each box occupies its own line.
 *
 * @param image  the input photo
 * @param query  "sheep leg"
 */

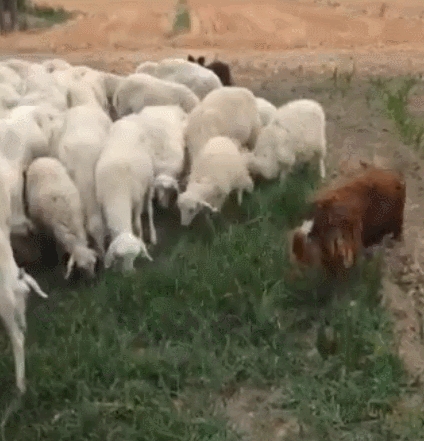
xmin=237 ymin=189 xmax=243 ymax=206
xmin=319 ymin=157 xmax=326 ymax=179
xmin=132 ymin=203 xmax=143 ymax=239
xmin=0 ymin=297 xmax=26 ymax=393
xmin=147 ymin=187 xmax=157 ymax=245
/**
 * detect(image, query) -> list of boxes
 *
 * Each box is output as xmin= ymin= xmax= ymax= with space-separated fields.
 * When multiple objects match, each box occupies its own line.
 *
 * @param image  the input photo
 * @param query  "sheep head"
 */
xmin=65 ymin=245 xmax=98 ymax=280
xmin=290 ymin=220 xmax=322 ymax=268
xmin=154 ymin=174 xmax=179 ymax=208
xmin=177 ymin=191 xmax=219 ymax=226
xmin=104 ymin=232 xmax=152 ymax=272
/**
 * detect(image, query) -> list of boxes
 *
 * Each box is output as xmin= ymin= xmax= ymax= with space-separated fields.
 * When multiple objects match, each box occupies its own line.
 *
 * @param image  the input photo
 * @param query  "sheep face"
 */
xmin=66 ymin=245 xmax=98 ymax=279
xmin=105 ymin=232 xmax=152 ymax=272
xmin=154 ymin=174 xmax=179 ymax=208
xmin=177 ymin=191 xmax=218 ymax=226
xmin=290 ymin=223 xmax=322 ymax=268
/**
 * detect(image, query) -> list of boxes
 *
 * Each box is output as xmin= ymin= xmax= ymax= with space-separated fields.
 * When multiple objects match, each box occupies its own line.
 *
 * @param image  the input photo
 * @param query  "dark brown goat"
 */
xmin=187 ymin=54 xmax=233 ymax=86
xmin=291 ymin=161 xmax=406 ymax=276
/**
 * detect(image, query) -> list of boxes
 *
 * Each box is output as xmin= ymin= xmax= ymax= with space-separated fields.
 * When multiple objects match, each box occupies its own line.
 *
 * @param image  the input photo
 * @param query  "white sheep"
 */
xmin=0 ymin=156 xmax=48 ymax=393
xmin=8 ymin=103 xmax=65 ymax=160
xmin=185 ymin=86 xmax=261 ymax=161
xmin=113 ymin=73 xmax=200 ymax=118
xmin=136 ymin=58 xmax=222 ymax=100
xmin=62 ymin=67 xmax=109 ymax=111
xmin=96 ymin=117 xmax=156 ymax=272
xmin=0 ymin=83 xmax=20 ymax=117
xmin=0 ymin=64 xmax=24 ymax=93
xmin=42 ymin=58 xmax=72 ymax=73
xmin=255 ymin=97 xmax=277 ymax=127
xmin=246 ymin=99 xmax=327 ymax=181
xmin=25 ymin=157 xmax=98 ymax=279
xmin=57 ymin=85 xmax=112 ymax=257
xmin=19 ymin=63 xmax=67 ymax=111
xmin=177 ymin=136 xmax=254 ymax=226
xmin=1 ymin=58 xmax=32 ymax=79
xmin=137 ymin=105 xmax=187 ymax=208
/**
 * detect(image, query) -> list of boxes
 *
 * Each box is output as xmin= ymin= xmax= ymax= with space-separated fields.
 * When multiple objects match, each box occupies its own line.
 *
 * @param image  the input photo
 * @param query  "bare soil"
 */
xmin=3 ymin=0 xmax=424 ymax=437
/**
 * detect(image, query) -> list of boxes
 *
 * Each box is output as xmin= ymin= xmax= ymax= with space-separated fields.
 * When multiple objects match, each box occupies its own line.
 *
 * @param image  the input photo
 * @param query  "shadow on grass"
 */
xmin=0 ymin=164 xmax=408 ymax=440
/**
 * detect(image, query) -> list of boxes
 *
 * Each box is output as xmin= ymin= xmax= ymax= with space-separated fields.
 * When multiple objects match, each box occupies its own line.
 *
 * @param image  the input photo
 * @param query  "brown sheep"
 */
xmin=291 ymin=161 xmax=406 ymax=276
xmin=187 ymin=55 xmax=233 ymax=86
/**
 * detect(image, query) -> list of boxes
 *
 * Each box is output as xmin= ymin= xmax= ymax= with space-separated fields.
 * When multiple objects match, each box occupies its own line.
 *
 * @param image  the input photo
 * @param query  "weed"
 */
xmin=370 ymin=76 xmax=424 ymax=151
xmin=172 ymin=0 xmax=191 ymax=35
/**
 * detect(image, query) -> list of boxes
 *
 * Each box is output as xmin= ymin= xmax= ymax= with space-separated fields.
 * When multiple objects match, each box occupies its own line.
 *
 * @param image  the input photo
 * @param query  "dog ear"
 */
xmin=197 ymin=56 xmax=206 ymax=66
xmin=187 ymin=54 xmax=195 ymax=62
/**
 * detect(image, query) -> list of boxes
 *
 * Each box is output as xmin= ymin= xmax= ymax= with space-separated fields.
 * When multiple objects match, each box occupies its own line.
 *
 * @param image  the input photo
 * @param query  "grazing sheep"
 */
xmin=17 ymin=63 xmax=67 ymax=111
xmin=0 ymin=83 xmax=20 ymax=117
xmin=137 ymin=105 xmax=188 ymax=208
xmin=0 ymin=157 xmax=48 ymax=393
xmin=185 ymin=86 xmax=261 ymax=160
xmin=96 ymin=117 xmax=156 ymax=272
xmin=42 ymin=58 xmax=72 ymax=73
xmin=56 ymin=86 xmax=112 ymax=257
xmin=1 ymin=58 xmax=32 ymax=79
xmin=8 ymin=103 xmax=65 ymax=160
xmin=177 ymin=136 xmax=254 ymax=226
xmin=187 ymin=55 xmax=233 ymax=86
xmin=0 ymin=64 xmax=24 ymax=93
xmin=292 ymin=162 xmax=406 ymax=276
xmin=25 ymin=157 xmax=98 ymax=280
xmin=255 ymin=97 xmax=277 ymax=127
xmin=136 ymin=58 xmax=222 ymax=99
xmin=247 ymin=99 xmax=327 ymax=181
xmin=112 ymin=73 xmax=200 ymax=118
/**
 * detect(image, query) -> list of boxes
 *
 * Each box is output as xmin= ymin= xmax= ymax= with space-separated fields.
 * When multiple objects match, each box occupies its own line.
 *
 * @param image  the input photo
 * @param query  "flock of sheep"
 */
xmin=0 ymin=54 xmax=328 ymax=394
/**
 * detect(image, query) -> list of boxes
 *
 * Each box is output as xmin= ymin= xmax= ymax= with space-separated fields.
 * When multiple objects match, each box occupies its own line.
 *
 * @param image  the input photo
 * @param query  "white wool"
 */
xmin=0 ymin=155 xmax=48 ymax=393
xmin=185 ymin=86 xmax=261 ymax=161
xmin=136 ymin=58 xmax=222 ymax=99
xmin=247 ymin=99 xmax=327 ymax=181
xmin=177 ymin=136 xmax=254 ymax=226
xmin=137 ymin=105 xmax=188 ymax=207
xmin=113 ymin=73 xmax=200 ymax=118
xmin=56 ymin=103 xmax=112 ymax=257
xmin=42 ymin=58 xmax=72 ymax=73
xmin=96 ymin=117 xmax=156 ymax=272
xmin=26 ymin=157 xmax=98 ymax=280
xmin=255 ymin=97 xmax=277 ymax=127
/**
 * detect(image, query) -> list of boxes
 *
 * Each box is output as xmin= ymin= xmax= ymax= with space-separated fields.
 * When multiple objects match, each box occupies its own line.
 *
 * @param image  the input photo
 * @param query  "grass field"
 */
xmin=0 ymin=75 xmax=423 ymax=440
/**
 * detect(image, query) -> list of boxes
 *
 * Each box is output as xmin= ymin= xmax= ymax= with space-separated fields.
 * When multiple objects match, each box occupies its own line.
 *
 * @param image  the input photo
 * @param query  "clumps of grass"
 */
xmin=26 ymin=4 xmax=72 ymax=24
xmin=172 ymin=0 xmax=191 ymax=35
xmin=370 ymin=76 xmax=424 ymax=151
xmin=0 ymin=165 xmax=407 ymax=440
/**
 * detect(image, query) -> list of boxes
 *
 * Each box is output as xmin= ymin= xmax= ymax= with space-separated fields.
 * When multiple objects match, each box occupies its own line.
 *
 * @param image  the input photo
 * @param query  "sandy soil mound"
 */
xmin=2 ymin=0 xmax=424 ymax=54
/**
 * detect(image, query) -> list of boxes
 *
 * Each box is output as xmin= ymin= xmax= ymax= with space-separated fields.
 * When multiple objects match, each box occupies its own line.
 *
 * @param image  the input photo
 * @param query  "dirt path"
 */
xmin=3 ymin=0 xmax=424 ymax=436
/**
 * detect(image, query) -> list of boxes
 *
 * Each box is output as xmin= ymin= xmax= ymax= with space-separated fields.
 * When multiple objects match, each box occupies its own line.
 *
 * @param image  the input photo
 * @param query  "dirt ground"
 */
xmin=3 ymin=0 xmax=424 ymax=438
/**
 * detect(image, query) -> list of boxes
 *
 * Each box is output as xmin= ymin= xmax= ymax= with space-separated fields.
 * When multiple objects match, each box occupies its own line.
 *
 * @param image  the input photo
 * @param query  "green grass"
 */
xmin=369 ymin=76 xmax=424 ymax=151
xmin=27 ymin=5 xmax=72 ymax=24
xmin=172 ymin=0 xmax=191 ymax=35
xmin=0 ymin=158 xmax=413 ymax=440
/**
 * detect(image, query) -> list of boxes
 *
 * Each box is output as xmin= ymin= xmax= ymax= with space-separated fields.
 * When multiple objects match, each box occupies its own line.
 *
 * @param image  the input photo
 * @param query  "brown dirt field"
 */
xmin=3 ymin=0 xmax=424 ymax=438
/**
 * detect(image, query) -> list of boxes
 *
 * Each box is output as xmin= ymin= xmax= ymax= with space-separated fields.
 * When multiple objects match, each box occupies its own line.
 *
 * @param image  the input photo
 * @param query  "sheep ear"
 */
xmin=65 ymin=254 xmax=75 ymax=280
xmin=140 ymin=242 xmax=153 ymax=262
xmin=20 ymin=268 xmax=48 ymax=299
xmin=104 ymin=249 xmax=113 ymax=269
xmin=187 ymin=55 xmax=195 ymax=62
xmin=66 ymin=90 xmax=73 ymax=108
xmin=197 ymin=56 xmax=205 ymax=66
xmin=200 ymin=200 xmax=218 ymax=213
